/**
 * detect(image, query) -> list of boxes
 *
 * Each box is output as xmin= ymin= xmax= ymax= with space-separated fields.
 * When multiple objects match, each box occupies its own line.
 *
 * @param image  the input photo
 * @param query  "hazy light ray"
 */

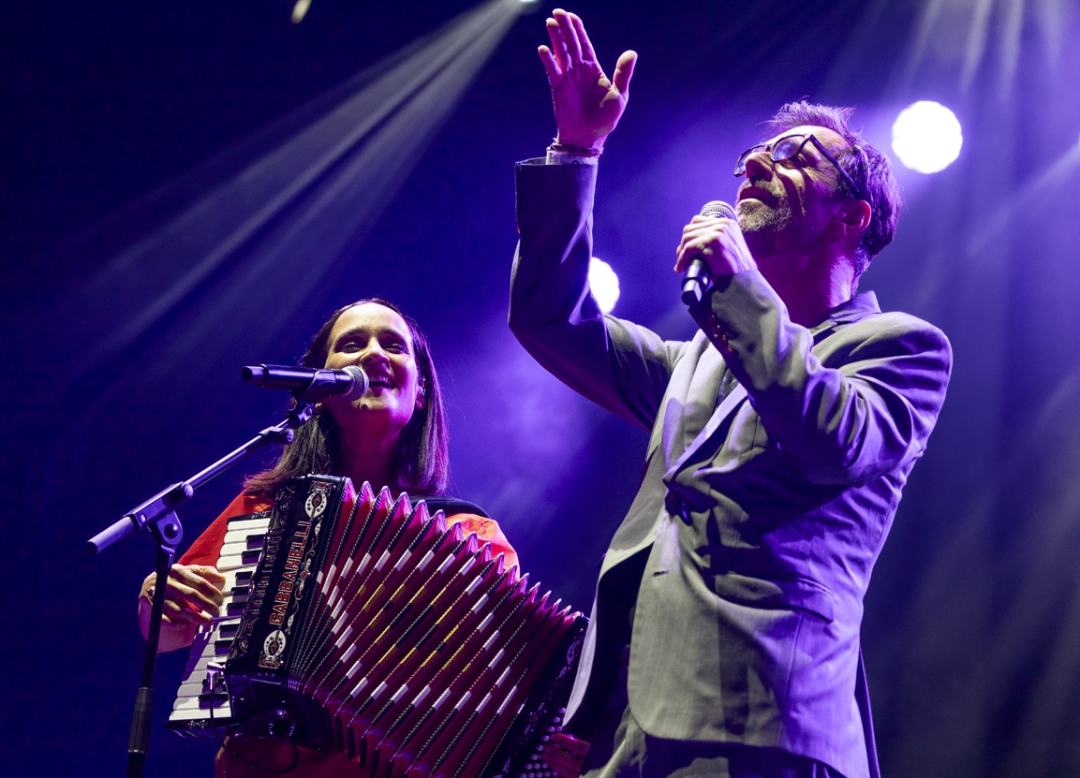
xmin=1035 ymin=0 xmax=1065 ymax=64
xmin=998 ymin=0 xmax=1026 ymax=100
xmin=966 ymin=144 xmax=1080 ymax=255
xmin=961 ymin=0 xmax=994 ymax=92
xmin=64 ymin=0 xmax=519 ymax=381
xmin=904 ymin=0 xmax=949 ymax=85
xmin=168 ymin=2 xmax=522 ymax=360
xmin=906 ymin=0 xmax=1068 ymax=97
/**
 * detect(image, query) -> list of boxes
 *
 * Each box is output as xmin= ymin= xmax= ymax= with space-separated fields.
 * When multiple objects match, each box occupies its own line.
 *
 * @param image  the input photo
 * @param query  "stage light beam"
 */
xmin=589 ymin=257 xmax=620 ymax=314
xmin=891 ymin=101 xmax=964 ymax=174
xmin=291 ymin=0 xmax=312 ymax=24
xmin=45 ymin=0 xmax=523 ymax=384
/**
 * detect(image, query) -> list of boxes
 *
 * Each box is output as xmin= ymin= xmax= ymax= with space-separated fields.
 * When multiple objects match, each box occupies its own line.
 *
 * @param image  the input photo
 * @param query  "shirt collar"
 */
xmin=809 ymin=291 xmax=880 ymax=337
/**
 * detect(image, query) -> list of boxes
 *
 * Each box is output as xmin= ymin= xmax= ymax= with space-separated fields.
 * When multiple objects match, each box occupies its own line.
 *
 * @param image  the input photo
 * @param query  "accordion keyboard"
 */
xmin=167 ymin=513 xmax=270 ymax=732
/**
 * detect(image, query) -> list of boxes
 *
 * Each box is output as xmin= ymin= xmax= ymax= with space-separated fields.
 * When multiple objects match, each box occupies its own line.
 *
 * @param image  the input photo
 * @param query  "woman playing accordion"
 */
xmin=138 ymin=299 xmax=519 ymax=777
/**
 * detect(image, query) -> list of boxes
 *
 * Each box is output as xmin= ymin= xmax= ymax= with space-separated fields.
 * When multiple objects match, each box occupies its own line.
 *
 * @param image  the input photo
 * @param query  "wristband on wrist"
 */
xmin=545 ymin=146 xmax=600 ymax=166
xmin=552 ymin=137 xmax=604 ymax=155
xmin=549 ymin=139 xmax=603 ymax=157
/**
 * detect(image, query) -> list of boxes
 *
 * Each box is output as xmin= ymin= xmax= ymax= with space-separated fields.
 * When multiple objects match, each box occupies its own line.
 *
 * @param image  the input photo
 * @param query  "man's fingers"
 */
xmin=538 ymin=46 xmax=562 ymax=83
xmin=611 ymin=50 xmax=637 ymax=94
xmin=678 ymin=223 xmax=722 ymax=251
xmin=676 ymin=229 xmax=723 ymax=273
xmin=545 ymin=17 xmax=571 ymax=74
xmin=679 ymin=218 xmax=735 ymax=248
xmin=569 ymin=12 xmax=597 ymax=63
xmin=675 ymin=246 xmax=712 ymax=274
xmin=675 ymin=217 xmax=757 ymax=276
xmin=553 ymin=9 xmax=583 ymax=65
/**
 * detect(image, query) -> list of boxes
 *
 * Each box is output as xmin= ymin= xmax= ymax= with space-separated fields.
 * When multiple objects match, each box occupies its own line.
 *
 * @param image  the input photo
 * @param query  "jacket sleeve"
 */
xmin=693 ymin=270 xmax=952 ymax=485
xmin=509 ymin=159 xmax=683 ymax=432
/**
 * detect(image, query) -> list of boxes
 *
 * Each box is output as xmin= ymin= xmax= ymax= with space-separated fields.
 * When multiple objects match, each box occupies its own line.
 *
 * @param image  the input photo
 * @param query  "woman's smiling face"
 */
xmin=321 ymin=302 xmax=425 ymax=440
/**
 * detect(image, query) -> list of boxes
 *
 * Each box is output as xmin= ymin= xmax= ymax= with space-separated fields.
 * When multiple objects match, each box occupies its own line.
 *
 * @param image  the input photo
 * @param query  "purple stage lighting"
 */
xmin=891 ymin=101 xmax=963 ymax=174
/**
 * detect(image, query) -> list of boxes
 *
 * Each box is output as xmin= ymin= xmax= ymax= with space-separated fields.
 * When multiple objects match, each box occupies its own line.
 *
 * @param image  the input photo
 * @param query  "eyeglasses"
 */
xmin=734 ymin=133 xmax=863 ymax=200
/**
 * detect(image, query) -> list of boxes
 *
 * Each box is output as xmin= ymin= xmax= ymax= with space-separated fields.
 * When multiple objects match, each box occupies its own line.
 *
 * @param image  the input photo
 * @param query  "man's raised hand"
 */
xmin=538 ymin=9 xmax=636 ymax=150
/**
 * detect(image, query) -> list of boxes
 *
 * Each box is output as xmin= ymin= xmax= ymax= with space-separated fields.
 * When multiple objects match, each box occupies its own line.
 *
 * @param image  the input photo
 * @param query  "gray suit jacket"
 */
xmin=509 ymin=160 xmax=951 ymax=778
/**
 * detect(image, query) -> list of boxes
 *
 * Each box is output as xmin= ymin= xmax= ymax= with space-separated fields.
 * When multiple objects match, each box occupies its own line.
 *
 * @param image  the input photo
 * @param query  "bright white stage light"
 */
xmin=891 ymin=101 xmax=963 ymax=174
xmin=291 ymin=0 xmax=312 ymax=23
xmin=589 ymin=257 xmax=620 ymax=314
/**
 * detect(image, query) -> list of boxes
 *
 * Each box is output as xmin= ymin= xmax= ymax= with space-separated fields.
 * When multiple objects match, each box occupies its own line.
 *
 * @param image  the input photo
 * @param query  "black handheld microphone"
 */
xmin=241 ymin=364 xmax=369 ymax=401
xmin=680 ymin=200 xmax=737 ymax=306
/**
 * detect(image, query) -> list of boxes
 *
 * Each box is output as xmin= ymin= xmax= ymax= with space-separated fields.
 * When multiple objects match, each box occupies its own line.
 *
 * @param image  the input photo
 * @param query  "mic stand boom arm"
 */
xmin=85 ymin=402 xmax=315 ymax=778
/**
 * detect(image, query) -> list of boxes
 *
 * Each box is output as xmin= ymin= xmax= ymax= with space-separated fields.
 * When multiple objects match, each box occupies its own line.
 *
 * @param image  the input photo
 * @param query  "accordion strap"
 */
xmin=419 ymin=495 xmax=490 ymax=519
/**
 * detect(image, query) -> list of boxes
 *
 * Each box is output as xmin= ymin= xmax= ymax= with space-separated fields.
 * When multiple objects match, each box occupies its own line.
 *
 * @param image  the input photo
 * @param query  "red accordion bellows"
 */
xmin=170 ymin=475 xmax=585 ymax=778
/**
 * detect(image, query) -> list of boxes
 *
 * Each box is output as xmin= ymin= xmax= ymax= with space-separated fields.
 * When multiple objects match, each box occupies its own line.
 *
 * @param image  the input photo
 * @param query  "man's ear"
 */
xmin=839 ymin=199 xmax=872 ymax=234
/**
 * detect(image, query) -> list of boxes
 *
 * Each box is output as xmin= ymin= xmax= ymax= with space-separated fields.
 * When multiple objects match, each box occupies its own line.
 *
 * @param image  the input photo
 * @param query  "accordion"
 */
xmin=168 ymin=475 xmax=586 ymax=778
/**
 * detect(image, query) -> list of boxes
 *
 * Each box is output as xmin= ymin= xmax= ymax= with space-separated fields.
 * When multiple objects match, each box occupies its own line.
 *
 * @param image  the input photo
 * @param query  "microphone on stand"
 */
xmin=680 ymin=200 xmax=736 ymax=306
xmin=241 ymin=364 xmax=369 ymax=401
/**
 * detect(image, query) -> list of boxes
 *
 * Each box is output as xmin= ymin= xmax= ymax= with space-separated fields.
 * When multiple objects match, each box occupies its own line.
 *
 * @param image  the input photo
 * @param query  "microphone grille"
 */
xmin=341 ymin=366 xmax=369 ymax=400
xmin=700 ymin=200 xmax=736 ymax=220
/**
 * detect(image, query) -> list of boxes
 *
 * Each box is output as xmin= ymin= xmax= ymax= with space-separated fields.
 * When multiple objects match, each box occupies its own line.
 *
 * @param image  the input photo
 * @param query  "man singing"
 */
xmin=509 ymin=9 xmax=951 ymax=778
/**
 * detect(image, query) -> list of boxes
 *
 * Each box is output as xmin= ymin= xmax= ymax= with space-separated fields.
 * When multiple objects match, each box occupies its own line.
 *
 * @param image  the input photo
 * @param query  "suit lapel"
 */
xmin=680 ymin=344 xmax=726 ymax=453
xmin=669 ymin=381 xmax=748 ymax=476
xmin=667 ymin=295 xmax=878 ymax=477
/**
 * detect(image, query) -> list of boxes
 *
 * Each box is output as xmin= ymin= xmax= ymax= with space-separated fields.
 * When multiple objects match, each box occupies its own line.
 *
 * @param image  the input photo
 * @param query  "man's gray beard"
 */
xmin=737 ymin=200 xmax=817 ymax=257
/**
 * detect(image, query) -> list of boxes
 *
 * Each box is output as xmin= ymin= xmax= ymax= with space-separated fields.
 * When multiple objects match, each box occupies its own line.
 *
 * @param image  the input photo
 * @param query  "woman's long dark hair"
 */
xmin=244 ymin=299 xmax=449 ymax=496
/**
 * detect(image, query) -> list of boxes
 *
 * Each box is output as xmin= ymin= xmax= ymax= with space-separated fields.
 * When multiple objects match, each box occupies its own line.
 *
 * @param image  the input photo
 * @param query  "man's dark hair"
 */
xmin=245 ymin=298 xmax=450 ymax=497
xmin=765 ymin=101 xmax=902 ymax=279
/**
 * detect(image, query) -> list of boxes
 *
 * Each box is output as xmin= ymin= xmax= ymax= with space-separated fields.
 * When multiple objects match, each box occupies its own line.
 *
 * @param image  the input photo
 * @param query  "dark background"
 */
xmin=3 ymin=1 xmax=1080 ymax=775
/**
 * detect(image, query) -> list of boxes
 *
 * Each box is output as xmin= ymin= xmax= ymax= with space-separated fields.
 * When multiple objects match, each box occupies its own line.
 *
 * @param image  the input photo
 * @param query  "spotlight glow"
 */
xmin=291 ymin=0 xmax=312 ymax=23
xmin=891 ymin=101 xmax=963 ymax=174
xmin=589 ymin=257 xmax=620 ymax=314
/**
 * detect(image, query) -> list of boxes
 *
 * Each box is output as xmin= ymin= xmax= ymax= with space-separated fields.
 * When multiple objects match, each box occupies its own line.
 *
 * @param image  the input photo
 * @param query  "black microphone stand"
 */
xmin=86 ymin=402 xmax=315 ymax=778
